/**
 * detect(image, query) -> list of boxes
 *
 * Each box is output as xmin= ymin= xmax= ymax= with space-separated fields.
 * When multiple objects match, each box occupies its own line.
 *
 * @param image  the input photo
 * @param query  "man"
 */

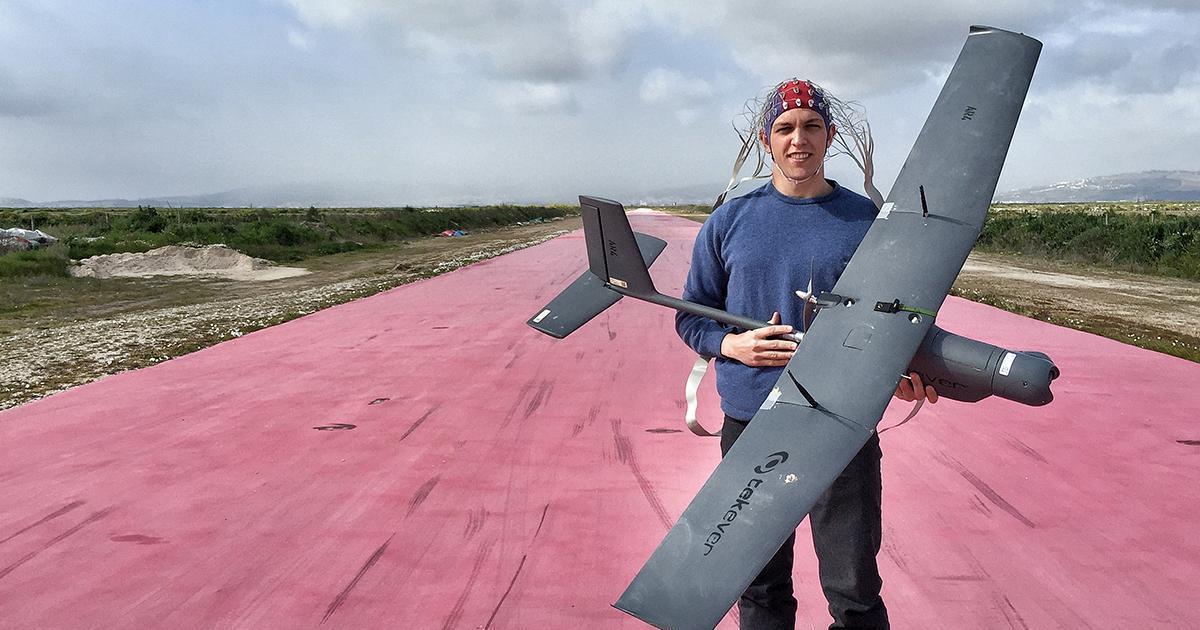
xmin=675 ymin=79 xmax=937 ymax=630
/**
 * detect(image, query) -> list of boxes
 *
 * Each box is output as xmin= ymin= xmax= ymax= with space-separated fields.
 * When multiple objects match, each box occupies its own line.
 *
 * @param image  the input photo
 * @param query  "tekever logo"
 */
xmin=702 ymin=451 xmax=790 ymax=556
xmin=754 ymin=451 xmax=789 ymax=474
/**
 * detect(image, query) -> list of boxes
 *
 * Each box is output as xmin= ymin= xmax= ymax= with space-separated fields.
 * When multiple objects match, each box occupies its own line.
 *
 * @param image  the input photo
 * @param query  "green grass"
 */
xmin=661 ymin=200 xmax=1200 ymax=280
xmin=0 ymin=246 xmax=70 ymax=278
xmin=0 ymin=204 xmax=577 ymax=277
xmin=976 ymin=210 xmax=1200 ymax=280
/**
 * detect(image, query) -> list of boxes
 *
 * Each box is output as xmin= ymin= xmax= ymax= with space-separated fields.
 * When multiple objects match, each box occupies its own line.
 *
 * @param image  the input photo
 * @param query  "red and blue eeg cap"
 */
xmin=764 ymin=79 xmax=832 ymax=139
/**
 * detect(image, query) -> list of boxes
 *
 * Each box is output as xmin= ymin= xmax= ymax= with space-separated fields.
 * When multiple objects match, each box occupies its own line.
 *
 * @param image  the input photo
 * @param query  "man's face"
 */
xmin=761 ymin=108 xmax=835 ymax=183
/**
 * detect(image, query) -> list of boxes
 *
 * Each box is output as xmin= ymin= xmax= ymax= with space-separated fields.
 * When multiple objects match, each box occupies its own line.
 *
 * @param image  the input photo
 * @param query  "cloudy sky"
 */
xmin=1 ymin=0 xmax=1197 ymax=203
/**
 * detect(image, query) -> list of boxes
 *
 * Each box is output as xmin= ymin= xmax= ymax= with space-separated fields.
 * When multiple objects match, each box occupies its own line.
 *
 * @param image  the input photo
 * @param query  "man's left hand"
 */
xmin=894 ymin=372 xmax=939 ymax=403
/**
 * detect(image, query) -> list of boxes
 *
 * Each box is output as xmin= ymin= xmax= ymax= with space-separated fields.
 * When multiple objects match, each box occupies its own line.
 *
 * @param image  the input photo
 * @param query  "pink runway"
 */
xmin=2 ymin=212 xmax=1198 ymax=629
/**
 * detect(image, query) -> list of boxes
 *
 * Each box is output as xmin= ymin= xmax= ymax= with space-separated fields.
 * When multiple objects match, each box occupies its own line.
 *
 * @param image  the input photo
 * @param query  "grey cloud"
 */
xmin=493 ymin=81 xmax=580 ymax=114
xmin=284 ymin=0 xmax=640 ymax=83
xmin=639 ymin=69 xmax=714 ymax=104
xmin=480 ymin=33 xmax=591 ymax=82
xmin=282 ymin=0 xmax=1190 ymax=98
xmin=1134 ymin=0 xmax=1200 ymax=12
xmin=0 ymin=73 xmax=58 ymax=118
xmin=1037 ymin=32 xmax=1198 ymax=95
xmin=0 ymin=94 xmax=52 ymax=118
xmin=1036 ymin=33 xmax=1134 ymax=86
xmin=1064 ymin=35 xmax=1134 ymax=78
xmin=645 ymin=0 xmax=1074 ymax=95
xmin=647 ymin=0 xmax=1200 ymax=96
xmin=1124 ymin=43 xmax=1199 ymax=93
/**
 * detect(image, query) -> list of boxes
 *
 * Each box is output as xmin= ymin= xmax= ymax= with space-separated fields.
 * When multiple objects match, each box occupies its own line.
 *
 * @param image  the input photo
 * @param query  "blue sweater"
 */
xmin=675 ymin=180 xmax=878 ymax=420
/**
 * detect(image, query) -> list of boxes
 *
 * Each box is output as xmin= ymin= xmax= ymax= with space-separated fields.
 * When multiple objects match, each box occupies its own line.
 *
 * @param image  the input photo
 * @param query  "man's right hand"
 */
xmin=719 ymin=312 xmax=797 ymax=367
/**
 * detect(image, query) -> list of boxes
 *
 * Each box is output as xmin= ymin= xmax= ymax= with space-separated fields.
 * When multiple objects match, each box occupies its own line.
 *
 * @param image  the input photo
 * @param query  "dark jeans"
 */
xmin=721 ymin=415 xmax=889 ymax=630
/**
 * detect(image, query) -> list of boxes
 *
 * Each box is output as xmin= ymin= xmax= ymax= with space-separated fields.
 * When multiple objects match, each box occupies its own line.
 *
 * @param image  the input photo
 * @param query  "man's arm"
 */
xmin=674 ymin=216 xmax=733 ymax=359
xmin=675 ymin=215 xmax=798 ymax=366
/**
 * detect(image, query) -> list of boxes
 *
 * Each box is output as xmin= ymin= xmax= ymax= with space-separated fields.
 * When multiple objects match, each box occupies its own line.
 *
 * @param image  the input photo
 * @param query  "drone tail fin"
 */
xmin=526 ymin=197 xmax=666 ymax=338
xmin=582 ymin=196 xmax=660 ymax=297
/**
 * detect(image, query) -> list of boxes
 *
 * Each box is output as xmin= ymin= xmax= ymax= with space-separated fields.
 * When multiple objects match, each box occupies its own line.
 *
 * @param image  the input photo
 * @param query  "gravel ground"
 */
xmin=0 ymin=230 xmax=568 ymax=411
xmin=953 ymin=251 xmax=1200 ymax=359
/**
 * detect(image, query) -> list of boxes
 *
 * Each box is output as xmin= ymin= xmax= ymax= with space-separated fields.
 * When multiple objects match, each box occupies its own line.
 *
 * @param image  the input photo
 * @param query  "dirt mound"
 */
xmin=70 ymin=245 xmax=310 ymax=281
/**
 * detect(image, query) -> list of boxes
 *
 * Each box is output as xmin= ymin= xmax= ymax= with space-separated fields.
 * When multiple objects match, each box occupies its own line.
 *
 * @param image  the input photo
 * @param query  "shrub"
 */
xmin=0 ymin=248 xmax=70 ymax=278
xmin=978 ymin=211 xmax=1200 ymax=279
xmin=128 ymin=206 xmax=167 ymax=233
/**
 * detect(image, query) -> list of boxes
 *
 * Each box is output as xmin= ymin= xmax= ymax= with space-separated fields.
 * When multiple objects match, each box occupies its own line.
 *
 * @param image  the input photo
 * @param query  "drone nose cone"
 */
xmin=1020 ymin=351 xmax=1060 ymax=380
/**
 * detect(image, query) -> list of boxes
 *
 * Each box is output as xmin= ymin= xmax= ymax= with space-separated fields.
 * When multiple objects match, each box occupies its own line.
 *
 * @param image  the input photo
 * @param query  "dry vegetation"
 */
xmin=0 ymin=218 xmax=577 ymax=410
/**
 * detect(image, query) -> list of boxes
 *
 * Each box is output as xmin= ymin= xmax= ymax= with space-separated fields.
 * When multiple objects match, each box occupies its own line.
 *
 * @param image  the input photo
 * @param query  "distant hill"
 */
xmin=997 ymin=170 xmax=1200 ymax=203
xmin=6 ymin=169 xmax=1198 ymax=208
xmin=1 ymin=180 xmax=725 ymax=209
xmin=0 ymin=182 xmax=580 ymax=209
xmin=630 ymin=183 xmax=721 ymax=206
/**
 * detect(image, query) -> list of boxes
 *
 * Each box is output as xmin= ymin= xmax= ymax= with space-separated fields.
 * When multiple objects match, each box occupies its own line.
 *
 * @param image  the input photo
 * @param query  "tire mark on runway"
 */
xmin=881 ymin=525 xmax=911 ymax=575
xmin=521 ymin=381 xmax=554 ymax=422
xmin=937 ymin=451 xmax=1036 ymax=529
xmin=936 ymin=545 xmax=992 ymax=586
xmin=1002 ymin=434 xmax=1048 ymax=464
xmin=998 ymin=594 xmax=1031 ymax=630
xmin=500 ymin=381 xmax=537 ymax=428
xmin=109 ymin=534 xmax=166 ymax=545
xmin=322 ymin=535 xmax=393 ymax=624
xmin=503 ymin=344 xmax=526 ymax=370
xmin=345 ymin=333 xmax=379 ymax=351
xmin=958 ymin=469 xmax=1036 ymax=529
xmin=611 ymin=419 xmax=672 ymax=531
xmin=0 ymin=500 xmax=85 ymax=545
xmin=399 ymin=405 xmax=441 ymax=442
xmin=572 ymin=404 xmax=601 ymax=437
xmin=962 ymin=546 xmax=993 ymax=579
xmin=407 ymin=476 xmax=440 ymax=517
xmin=969 ymin=494 xmax=993 ymax=517
xmin=533 ymin=503 xmax=550 ymax=538
xmin=441 ymin=541 xmax=493 ymax=630
xmin=0 ymin=507 xmax=111 ymax=581
xmin=485 ymin=554 xmax=527 ymax=629
xmin=933 ymin=574 xmax=989 ymax=582
xmin=464 ymin=507 xmax=487 ymax=540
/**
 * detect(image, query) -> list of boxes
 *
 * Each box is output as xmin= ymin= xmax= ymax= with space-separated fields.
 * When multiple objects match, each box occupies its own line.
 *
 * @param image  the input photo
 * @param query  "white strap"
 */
xmin=685 ymin=355 xmax=922 ymax=437
xmin=684 ymin=356 xmax=721 ymax=437
xmin=713 ymin=127 xmax=770 ymax=209
xmin=878 ymin=399 xmax=923 ymax=434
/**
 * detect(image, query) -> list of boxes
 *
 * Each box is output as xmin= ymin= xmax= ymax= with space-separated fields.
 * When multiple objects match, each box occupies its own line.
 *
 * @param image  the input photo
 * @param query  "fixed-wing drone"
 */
xmin=528 ymin=25 xmax=1056 ymax=630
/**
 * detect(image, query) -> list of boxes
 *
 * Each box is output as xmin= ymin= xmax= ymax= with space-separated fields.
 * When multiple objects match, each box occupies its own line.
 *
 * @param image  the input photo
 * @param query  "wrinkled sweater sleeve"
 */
xmin=675 ymin=213 xmax=734 ymax=359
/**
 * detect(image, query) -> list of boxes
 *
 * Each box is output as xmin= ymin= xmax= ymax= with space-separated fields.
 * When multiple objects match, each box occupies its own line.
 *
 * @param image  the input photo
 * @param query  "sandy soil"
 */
xmin=959 ymin=252 xmax=1200 ymax=339
xmin=954 ymin=251 xmax=1200 ymax=359
xmin=70 ymin=244 xmax=310 ymax=281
